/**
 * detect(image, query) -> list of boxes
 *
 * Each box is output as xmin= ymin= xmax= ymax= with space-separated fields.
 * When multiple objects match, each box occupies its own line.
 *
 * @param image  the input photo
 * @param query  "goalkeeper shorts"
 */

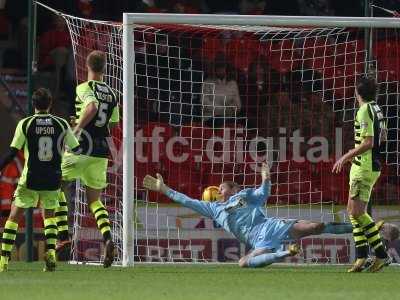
xmin=253 ymin=219 xmax=297 ymax=251
xmin=349 ymin=164 xmax=380 ymax=203
xmin=14 ymin=184 xmax=59 ymax=209
xmin=62 ymin=152 xmax=108 ymax=190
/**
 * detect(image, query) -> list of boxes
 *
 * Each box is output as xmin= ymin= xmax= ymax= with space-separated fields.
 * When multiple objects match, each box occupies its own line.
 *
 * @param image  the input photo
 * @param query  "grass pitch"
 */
xmin=2 ymin=263 xmax=399 ymax=300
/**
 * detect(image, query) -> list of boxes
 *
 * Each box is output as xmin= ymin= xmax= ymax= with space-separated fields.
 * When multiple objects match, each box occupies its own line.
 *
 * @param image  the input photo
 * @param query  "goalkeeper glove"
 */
xmin=143 ymin=173 xmax=167 ymax=193
xmin=261 ymin=162 xmax=270 ymax=181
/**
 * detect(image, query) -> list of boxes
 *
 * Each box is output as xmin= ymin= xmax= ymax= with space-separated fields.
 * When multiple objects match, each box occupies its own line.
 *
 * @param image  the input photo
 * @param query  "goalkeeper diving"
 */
xmin=143 ymin=163 xmax=353 ymax=268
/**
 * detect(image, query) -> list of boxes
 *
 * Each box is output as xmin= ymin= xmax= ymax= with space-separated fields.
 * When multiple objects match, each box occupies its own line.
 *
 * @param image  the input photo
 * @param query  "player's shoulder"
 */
xmin=357 ymin=102 xmax=372 ymax=118
xmin=17 ymin=115 xmax=36 ymax=132
xmin=76 ymin=81 xmax=89 ymax=90
xmin=93 ymin=81 xmax=116 ymax=95
xmin=49 ymin=114 xmax=69 ymax=129
xmin=358 ymin=102 xmax=369 ymax=112
xmin=17 ymin=115 xmax=34 ymax=126
xmin=76 ymin=80 xmax=95 ymax=94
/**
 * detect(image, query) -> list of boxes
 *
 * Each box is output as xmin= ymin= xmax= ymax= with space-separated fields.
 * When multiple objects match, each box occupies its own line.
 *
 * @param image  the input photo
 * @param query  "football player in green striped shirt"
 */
xmin=333 ymin=76 xmax=390 ymax=272
xmin=0 ymin=88 xmax=79 ymax=272
xmin=56 ymin=50 xmax=119 ymax=267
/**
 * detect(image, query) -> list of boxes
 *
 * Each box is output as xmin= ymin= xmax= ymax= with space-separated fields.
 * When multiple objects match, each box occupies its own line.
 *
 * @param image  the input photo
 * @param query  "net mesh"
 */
xmin=61 ymin=13 xmax=400 ymax=265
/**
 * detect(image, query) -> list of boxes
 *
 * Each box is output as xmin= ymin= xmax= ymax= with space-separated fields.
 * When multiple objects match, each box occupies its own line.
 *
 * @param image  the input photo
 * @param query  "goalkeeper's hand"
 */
xmin=143 ymin=173 xmax=167 ymax=193
xmin=261 ymin=162 xmax=271 ymax=181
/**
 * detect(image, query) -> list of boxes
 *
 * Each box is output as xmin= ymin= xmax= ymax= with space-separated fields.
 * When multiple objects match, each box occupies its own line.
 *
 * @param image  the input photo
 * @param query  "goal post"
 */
xmin=35 ymin=1 xmax=400 ymax=267
xmin=122 ymin=14 xmax=135 ymax=267
xmin=121 ymin=13 xmax=400 ymax=266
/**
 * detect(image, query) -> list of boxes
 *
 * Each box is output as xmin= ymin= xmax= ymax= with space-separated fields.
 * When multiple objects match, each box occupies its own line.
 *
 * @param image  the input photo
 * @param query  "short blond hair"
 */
xmin=87 ymin=50 xmax=106 ymax=73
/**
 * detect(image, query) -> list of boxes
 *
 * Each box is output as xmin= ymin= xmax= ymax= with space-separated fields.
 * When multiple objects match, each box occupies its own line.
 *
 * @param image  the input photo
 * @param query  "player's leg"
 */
xmin=43 ymin=208 xmax=57 ymax=272
xmin=346 ymin=167 xmax=369 ymax=271
xmin=86 ymin=187 xmax=111 ymax=241
xmin=55 ymin=153 xmax=86 ymax=252
xmin=83 ymin=156 xmax=114 ymax=268
xmin=86 ymin=186 xmax=114 ymax=268
xmin=347 ymin=171 xmax=388 ymax=272
xmin=347 ymin=195 xmax=369 ymax=272
xmin=289 ymin=221 xmax=324 ymax=239
xmin=54 ymin=184 xmax=72 ymax=252
xmin=40 ymin=186 xmax=70 ymax=253
xmin=289 ymin=220 xmax=353 ymax=239
xmin=239 ymin=245 xmax=299 ymax=268
xmin=0 ymin=203 xmax=24 ymax=271
xmin=55 ymin=153 xmax=83 ymax=250
xmin=349 ymin=200 xmax=388 ymax=272
xmin=1 ymin=185 xmax=37 ymax=271
xmin=55 ymin=188 xmax=69 ymax=241
xmin=41 ymin=190 xmax=61 ymax=272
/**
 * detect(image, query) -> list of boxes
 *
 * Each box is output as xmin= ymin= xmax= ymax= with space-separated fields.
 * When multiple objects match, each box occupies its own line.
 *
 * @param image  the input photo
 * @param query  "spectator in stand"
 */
xmin=136 ymin=35 xmax=203 ymax=125
xmin=244 ymin=59 xmax=274 ymax=128
xmin=38 ymin=15 xmax=71 ymax=99
xmin=38 ymin=15 xmax=70 ymax=71
xmin=202 ymin=54 xmax=242 ymax=127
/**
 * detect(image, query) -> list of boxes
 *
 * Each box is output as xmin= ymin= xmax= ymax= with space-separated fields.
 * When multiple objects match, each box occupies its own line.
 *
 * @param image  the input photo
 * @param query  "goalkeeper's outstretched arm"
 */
xmin=248 ymin=162 xmax=272 ymax=205
xmin=143 ymin=173 xmax=215 ymax=219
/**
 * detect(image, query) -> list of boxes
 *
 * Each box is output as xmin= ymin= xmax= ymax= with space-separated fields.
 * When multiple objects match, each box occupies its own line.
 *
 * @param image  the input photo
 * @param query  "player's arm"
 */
xmin=74 ymin=101 xmax=98 ymax=136
xmin=332 ymin=108 xmax=374 ymax=174
xmin=143 ymin=174 xmax=214 ymax=218
xmin=332 ymin=137 xmax=373 ymax=173
xmin=249 ymin=162 xmax=271 ymax=205
xmin=108 ymin=105 xmax=120 ymax=129
xmin=64 ymin=123 xmax=80 ymax=151
xmin=0 ymin=120 xmax=26 ymax=173
xmin=73 ymin=86 xmax=99 ymax=136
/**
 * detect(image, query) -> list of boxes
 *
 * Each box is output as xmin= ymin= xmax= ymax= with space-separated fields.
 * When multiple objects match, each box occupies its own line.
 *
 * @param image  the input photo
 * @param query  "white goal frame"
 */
xmin=122 ymin=13 xmax=400 ymax=267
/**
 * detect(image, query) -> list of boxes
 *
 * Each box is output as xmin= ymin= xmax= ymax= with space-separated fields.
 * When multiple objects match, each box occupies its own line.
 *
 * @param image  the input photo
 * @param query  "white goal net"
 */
xmin=50 ymin=9 xmax=400 ymax=266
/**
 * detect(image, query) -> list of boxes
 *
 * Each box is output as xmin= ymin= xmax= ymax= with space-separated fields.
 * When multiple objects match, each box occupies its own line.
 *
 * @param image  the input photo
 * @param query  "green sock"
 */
xmin=349 ymin=215 xmax=368 ymax=258
xmin=1 ymin=220 xmax=18 ymax=263
xmin=44 ymin=218 xmax=58 ymax=256
xmin=89 ymin=200 xmax=111 ymax=242
xmin=356 ymin=213 xmax=387 ymax=259
xmin=55 ymin=191 xmax=69 ymax=241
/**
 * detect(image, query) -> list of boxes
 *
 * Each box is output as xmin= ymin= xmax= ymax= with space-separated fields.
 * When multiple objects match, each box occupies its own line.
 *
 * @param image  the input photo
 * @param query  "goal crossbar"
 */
xmin=125 ymin=13 xmax=400 ymax=28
